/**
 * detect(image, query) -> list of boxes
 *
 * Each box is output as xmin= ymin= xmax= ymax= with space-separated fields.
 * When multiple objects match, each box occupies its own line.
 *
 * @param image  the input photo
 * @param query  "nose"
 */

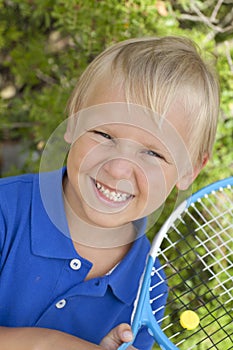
xmin=103 ymin=158 xmax=134 ymax=180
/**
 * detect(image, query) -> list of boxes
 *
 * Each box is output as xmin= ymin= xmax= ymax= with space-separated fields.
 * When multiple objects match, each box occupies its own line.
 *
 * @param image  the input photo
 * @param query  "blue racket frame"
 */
xmin=118 ymin=177 xmax=233 ymax=350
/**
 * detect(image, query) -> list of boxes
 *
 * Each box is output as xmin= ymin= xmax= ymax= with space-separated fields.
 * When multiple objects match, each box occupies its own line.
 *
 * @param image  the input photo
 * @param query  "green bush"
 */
xmin=0 ymin=0 xmax=232 ymax=181
xmin=0 ymin=1 xmax=232 ymax=348
xmin=0 ymin=0 xmax=232 ymax=230
xmin=0 ymin=0 xmax=232 ymax=179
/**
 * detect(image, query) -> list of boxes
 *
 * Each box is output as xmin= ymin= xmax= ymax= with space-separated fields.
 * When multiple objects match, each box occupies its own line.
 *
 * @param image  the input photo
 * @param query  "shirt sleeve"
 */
xmin=0 ymin=191 xmax=7 ymax=257
xmin=132 ymin=257 xmax=168 ymax=350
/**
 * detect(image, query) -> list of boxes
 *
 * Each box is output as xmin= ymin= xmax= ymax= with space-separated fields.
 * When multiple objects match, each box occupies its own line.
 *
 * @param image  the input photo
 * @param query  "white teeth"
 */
xmin=96 ymin=182 xmax=101 ymax=190
xmin=95 ymin=181 xmax=131 ymax=202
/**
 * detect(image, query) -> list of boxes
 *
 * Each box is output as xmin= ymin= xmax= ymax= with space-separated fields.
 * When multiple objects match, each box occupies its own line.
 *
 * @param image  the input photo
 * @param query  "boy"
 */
xmin=0 ymin=36 xmax=219 ymax=349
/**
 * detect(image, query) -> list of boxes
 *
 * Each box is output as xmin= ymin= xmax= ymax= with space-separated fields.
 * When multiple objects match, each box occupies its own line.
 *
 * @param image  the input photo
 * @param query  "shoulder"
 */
xmin=0 ymin=172 xmax=38 ymax=203
xmin=0 ymin=172 xmax=36 ymax=190
xmin=0 ymin=172 xmax=38 ymax=200
xmin=0 ymin=173 xmax=38 ymax=251
xmin=0 ymin=172 xmax=38 ymax=220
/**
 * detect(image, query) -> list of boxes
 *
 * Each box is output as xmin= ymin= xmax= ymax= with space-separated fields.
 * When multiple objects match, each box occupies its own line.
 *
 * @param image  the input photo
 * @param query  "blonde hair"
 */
xmin=66 ymin=36 xmax=220 ymax=165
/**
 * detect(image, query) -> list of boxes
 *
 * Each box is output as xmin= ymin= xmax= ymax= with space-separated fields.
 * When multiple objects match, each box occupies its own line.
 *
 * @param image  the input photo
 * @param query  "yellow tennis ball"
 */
xmin=180 ymin=310 xmax=200 ymax=330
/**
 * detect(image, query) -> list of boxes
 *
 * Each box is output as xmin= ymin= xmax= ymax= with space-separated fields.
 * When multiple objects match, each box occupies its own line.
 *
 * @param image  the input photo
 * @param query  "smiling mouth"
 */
xmin=94 ymin=180 xmax=134 ymax=203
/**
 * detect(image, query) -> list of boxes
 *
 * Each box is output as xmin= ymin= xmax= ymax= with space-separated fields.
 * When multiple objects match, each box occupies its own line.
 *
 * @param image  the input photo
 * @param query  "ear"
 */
xmin=176 ymin=153 xmax=209 ymax=190
xmin=64 ymin=116 xmax=75 ymax=144
xmin=64 ymin=130 xmax=73 ymax=144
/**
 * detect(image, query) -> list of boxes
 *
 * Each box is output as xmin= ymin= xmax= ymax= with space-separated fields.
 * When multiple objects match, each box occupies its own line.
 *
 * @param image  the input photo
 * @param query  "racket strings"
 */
xmin=157 ymin=224 xmax=230 ymax=296
xmin=153 ymin=243 xmax=223 ymax=315
xmin=185 ymin=202 xmax=232 ymax=297
xmin=157 ymin=234 xmax=232 ymax=344
xmin=154 ymin=270 xmax=233 ymax=348
xmin=151 ymin=184 xmax=233 ymax=349
xmin=185 ymin=204 xmax=232 ymax=245
xmin=187 ymin=185 xmax=232 ymax=220
xmin=195 ymin=236 xmax=232 ymax=293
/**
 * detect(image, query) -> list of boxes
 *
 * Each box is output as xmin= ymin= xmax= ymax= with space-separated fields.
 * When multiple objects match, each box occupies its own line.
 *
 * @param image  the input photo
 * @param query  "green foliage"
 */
xmin=0 ymin=0 xmax=231 ymax=179
xmin=0 ymin=0 xmax=232 ymax=224
xmin=0 ymin=1 xmax=232 ymax=348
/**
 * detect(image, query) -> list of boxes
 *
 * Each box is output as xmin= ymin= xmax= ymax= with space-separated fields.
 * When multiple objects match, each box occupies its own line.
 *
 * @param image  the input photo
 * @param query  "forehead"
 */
xmin=82 ymin=75 xmax=188 ymax=137
xmin=83 ymin=72 xmax=126 ymax=107
xmin=76 ymin=103 xmax=159 ymax=133
xmin=75 ymin=99 xmax=188 ymax=137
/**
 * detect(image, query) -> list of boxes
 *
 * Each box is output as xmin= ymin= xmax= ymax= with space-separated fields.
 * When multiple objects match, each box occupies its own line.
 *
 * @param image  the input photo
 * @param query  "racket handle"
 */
xmin=117 ymin=342 xmax=132 ymax=350
xmin=117 ymin=341 xmax=169 ymax=350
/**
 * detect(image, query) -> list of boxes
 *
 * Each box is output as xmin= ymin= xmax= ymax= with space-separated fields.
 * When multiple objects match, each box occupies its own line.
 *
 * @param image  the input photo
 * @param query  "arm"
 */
xmin=0 ymin=324 xmax=136 ymax=350
xmin=0 ymin=327 xmax=100 ymax=350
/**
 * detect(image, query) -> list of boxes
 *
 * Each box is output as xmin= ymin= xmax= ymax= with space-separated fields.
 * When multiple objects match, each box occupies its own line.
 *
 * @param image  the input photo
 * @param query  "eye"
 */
xmin=92 ymin=130 xmax=112 ymax=140
xmin=145 ymin=149 xmax=167 ymax=162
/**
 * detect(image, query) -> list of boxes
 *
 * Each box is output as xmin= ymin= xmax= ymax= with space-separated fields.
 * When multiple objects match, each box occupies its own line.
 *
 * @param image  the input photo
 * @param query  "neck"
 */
xmin=73 ymin=240 xmax=132 ymax=280
xmin=63 ymin=192 xmax=137 ymax=249
xmin=63 ymin=194 xmax=136 ymax=279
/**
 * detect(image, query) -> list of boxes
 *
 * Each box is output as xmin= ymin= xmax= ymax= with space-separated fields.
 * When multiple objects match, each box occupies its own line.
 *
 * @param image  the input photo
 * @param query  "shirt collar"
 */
xmin=31 ymin=167 xmax=78 ymax=259
xmin=108 ymin=232 xmax=150 ymax=305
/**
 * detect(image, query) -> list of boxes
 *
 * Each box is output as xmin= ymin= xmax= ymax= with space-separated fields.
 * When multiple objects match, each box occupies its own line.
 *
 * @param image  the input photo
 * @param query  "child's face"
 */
xmin=64 ymin=84 xmax=195 ymax=229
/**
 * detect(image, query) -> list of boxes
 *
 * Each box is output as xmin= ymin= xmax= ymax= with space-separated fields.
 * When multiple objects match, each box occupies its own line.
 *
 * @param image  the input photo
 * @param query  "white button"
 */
xmin=56 ymin=299 xmax=66 ymax=309
xmin=70 ymin=258 xmax=82 ymax=270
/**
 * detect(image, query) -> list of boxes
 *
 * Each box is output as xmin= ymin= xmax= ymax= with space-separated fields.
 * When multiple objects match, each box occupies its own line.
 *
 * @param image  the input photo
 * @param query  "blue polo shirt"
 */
xmin=0 ymin=169 xmax=168 ymax=349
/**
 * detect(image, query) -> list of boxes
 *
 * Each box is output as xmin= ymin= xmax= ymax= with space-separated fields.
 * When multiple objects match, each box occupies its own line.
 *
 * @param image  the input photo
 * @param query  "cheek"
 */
xmin=139 ymin=166 xmax=178 ymax=215
xmin=149 ymin=172 xmax=167 ymax=205
xmin=67 ymin=140 xmax=96 ymax=173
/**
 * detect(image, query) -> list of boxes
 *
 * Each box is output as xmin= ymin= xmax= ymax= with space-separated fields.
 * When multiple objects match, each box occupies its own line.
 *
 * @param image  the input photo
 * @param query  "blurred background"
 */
xmin=0 ymin=1 xmax=232 ymax=348
xmin=0 ymin=0 xmax=232 ymax=190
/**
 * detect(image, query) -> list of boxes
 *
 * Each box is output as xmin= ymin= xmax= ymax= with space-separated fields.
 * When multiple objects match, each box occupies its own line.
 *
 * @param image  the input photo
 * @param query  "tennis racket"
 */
xmin=118 ymin=177 xmax=233 ymax=350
